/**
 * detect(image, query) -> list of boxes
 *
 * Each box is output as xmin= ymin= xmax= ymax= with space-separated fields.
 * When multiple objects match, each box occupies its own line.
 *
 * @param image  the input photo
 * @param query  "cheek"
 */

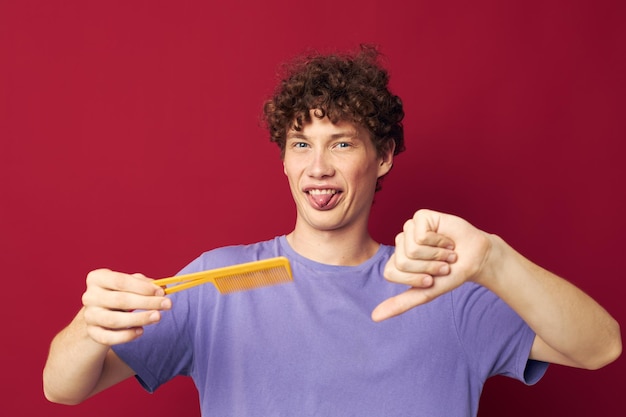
xmin=282 ymin=154 xmax=299 ymax=177
xmin=283 ymin=158 xmax=295 ymax=178
xmin=342 ymin=171 xmax=374 ymax=196
xmin=282 ymin=161 xmax=301 ymax=187
xmin=352 ymin=161 xmax=380 ymax=183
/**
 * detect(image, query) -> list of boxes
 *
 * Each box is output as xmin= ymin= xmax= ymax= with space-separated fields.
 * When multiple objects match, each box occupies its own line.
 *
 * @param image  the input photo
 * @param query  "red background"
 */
xmin=1 ymin=1 xmax=624 ymax=416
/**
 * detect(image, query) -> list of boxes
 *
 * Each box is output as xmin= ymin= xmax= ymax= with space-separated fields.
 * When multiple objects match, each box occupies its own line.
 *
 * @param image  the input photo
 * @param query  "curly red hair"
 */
xmin=262 ymin=45 xmax=405 ymax=161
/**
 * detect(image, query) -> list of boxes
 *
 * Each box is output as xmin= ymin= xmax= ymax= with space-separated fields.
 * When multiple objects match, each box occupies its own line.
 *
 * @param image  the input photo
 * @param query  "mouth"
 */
xmin=305 ymin=188 xmax=341 ymax=210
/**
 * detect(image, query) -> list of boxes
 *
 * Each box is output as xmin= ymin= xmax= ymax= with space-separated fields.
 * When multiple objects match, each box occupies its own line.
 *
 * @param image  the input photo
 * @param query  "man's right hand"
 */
xmin=81 ymin=269 xmax=172 ymax=346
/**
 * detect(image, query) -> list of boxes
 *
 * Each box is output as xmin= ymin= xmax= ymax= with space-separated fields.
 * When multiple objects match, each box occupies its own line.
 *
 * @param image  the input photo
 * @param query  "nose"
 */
xmin=306 ymin=148 xmax=335 ymax=178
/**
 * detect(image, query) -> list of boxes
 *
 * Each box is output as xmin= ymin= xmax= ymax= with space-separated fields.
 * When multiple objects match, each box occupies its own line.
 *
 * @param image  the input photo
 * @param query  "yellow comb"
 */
xmin=152 ymin=256 xmax=293 ymax=295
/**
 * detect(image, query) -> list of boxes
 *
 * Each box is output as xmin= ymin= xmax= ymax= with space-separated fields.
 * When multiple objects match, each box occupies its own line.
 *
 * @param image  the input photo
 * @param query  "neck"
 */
xmin=286 ymin=223 xmax=379 ymax=266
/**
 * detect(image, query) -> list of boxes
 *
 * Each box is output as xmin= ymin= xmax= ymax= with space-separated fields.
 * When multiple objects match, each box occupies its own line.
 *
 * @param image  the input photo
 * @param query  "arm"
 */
xmin=43 ymin=269 xmax=172 ymax=404
xmin=371 ymin=209 xmax=622 ymax=370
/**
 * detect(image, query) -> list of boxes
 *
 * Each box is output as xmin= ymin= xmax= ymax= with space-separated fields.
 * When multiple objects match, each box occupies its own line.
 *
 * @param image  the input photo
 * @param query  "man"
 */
xmin=43 ymin=46 xmax=621 ymax=416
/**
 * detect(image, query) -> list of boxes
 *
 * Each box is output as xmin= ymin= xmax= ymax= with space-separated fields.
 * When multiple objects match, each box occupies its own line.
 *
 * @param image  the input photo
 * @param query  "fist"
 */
xmin=372 ymin=209 xmax=492 ymax=321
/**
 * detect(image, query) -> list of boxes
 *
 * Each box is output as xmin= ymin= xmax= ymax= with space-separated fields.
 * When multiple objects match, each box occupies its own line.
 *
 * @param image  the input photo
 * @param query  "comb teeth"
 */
xmin=214 ymin=265 xmax=292 ymax=294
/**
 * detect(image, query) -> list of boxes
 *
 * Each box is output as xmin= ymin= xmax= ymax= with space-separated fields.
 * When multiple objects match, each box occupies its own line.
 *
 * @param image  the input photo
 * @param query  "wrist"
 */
xmin=473 ymin=233 xmax=507 ymax=289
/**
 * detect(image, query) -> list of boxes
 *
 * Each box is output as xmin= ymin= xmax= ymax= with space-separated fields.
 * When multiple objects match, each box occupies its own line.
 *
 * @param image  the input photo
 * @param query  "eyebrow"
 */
xmin=286 ymin=130 xmax=360 ymax=140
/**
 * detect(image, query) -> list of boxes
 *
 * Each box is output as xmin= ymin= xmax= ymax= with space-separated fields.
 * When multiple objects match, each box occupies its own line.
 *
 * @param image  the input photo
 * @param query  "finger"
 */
xmin=383 ymin=254 xmax=443 ymax=287
xmin=394 ymin=233 xmax=455 ymax=275
xmin=400 ymin=222 xmax=457 ymax=262
xmin=86 ymin=324 xmax=145 ymax=346
xmin=82 ymin=285 xmax=171 ymax=312
xmin=393 ymin=241 xmax=452 ymax=276
xmin=387 ymin=270 xmax=434 ymax=288
xmin=86 ymin=269 xmax=164 ymax=296
xmin=372 ymin=267 xmax=465 ymax=321
xmin=412 ymin=210 xmax=455 ymax=249
xmin=371 ymin=285 xmax=448 ymax=322
xmin=83 ymin=269 xmax=170 ymax=312
xmin=84 ymin=306 xmax=163 ymax=329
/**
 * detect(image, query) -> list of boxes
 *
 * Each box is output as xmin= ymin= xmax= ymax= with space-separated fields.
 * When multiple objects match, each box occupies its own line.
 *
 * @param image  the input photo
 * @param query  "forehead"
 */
xmin=287 ymin=117 xmax=369 ymax=140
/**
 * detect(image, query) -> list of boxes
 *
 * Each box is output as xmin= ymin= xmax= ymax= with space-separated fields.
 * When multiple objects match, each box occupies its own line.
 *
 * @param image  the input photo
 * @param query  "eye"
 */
xmin=287 ymin=140 xmax=309 ymax=149
xmin=333 ymin=142 xmax=353 ymax=150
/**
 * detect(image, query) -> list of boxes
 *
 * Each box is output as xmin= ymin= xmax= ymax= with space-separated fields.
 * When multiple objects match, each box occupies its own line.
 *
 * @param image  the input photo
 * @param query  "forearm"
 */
xmin=479 ymin=235 xmax=622 ymax=369
xmin=43 ymin=308 xmax=112 ymax=404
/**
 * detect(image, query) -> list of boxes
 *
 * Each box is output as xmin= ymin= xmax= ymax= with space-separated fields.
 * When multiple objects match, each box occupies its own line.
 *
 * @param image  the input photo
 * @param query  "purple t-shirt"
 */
xmin=113 ymin=236 xmax=547 ymax=416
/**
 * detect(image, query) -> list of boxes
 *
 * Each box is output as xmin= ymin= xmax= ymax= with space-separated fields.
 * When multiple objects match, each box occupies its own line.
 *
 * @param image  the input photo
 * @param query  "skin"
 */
xmin=43 ymin=114 xmax=621 ymax=406
xmin=43 ymin=271 xmax=168 ymax=404
xmin=282 ymin=113 xmax=394 ymax=266
xmin=372 ymin=210 xmax=622 ymax=369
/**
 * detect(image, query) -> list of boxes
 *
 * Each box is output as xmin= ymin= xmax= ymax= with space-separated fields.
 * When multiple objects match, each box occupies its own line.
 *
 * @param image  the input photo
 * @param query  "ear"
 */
xmin=377 ymin=139 xmax=395 ymax=178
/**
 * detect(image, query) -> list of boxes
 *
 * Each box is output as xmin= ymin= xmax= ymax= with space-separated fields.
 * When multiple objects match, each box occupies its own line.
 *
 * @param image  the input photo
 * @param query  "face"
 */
xmin=283 ymin=113 xmax=394 ymax=235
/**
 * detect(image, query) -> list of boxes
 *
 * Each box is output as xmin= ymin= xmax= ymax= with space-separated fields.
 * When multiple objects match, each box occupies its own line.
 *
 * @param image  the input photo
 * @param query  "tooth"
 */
xmin=309 ymin=189 xmax=336 ymax=195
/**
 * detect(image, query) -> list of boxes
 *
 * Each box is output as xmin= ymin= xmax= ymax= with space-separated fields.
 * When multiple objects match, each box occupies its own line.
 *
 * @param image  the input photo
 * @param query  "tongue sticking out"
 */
xmin=312 ymin=193 xmax=334 ymax=208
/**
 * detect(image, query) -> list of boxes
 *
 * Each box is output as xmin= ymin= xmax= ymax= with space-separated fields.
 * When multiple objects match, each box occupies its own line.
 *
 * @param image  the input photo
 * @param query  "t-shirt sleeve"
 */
xmin=452 ymin=283 xmax=549 ymax=385
xmin=112 ymin=256 xmax=204 ymax=393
